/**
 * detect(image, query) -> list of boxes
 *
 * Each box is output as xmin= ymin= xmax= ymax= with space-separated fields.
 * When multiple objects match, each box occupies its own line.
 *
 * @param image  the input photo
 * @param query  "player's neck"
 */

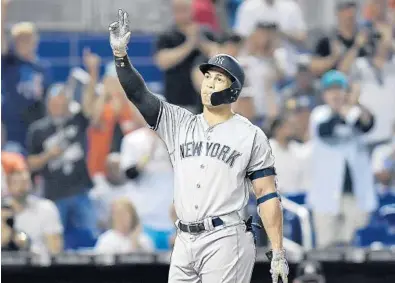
xmin=203 ymin=106 xmax=234 ymax=127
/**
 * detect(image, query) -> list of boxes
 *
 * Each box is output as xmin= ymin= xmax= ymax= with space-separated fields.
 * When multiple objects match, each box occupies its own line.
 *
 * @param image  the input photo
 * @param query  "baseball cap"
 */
xmin=320 ymin=70 xmax=348 ymax=91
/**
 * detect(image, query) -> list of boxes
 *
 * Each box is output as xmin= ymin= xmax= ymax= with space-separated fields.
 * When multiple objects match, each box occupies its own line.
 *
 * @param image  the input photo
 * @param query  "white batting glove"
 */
xmin=270 ymin=250 xmax=289 ymax=283
xmin=109 ymin=9 xmax=131 ymax=57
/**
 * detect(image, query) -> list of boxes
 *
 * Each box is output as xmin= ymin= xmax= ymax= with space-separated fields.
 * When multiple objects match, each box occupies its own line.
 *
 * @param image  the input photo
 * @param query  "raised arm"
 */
xmin=109 ymin=9 xmax=161 ymax=127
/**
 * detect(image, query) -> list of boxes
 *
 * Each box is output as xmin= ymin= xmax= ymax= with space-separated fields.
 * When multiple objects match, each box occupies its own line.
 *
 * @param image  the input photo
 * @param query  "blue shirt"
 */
xmin=1 ymin=52 xmax=51 ymax=147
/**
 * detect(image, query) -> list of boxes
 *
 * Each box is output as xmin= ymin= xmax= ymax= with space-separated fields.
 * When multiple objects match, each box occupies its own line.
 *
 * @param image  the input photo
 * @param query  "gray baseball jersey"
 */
xmin=152 ymin=101 xmax=275 ymax=223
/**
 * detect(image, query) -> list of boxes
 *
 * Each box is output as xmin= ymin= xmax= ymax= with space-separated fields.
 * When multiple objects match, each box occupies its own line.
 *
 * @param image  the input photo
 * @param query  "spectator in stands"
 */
xmin=372 ymin=123 xmax=395 ymax=195
xmin=89 ymin=152 xmax=134 ymax=231
xmin=2 ymin=168 xmax=63 ymax=255
xmin=94 ymin=198 xmax=154 ymax=254
xmin=310 ymin=1 xmax=370 ymax=76
xmin=1 ymin=0 xmax=51 ymax=149
xmin=84 ymin=51 xmax=139 ymax=185
xmin=235 ymin=23 xmax=289 ymax=126
xmin=1 ymin=149 xmax=27 ymax=196
xmin=191 ymin=32 xmax=243 ymax=93
xmin=308 ymin=70 xmax=377 ymax=248
xmin=282 ymin=55 xmax=321 ymax=111
xmin=192 ymin=0 xmax=220 ymax=32
xmin=154 ymin=0 xmax=218 ymax=114
xmin=234 ymin=0 xmax=307 ymax=76
xmin=26 ymin=80 xmax=100 ymax=249
xmin=281 ymin=56 xmax=320 ymax=143
xmin=349 ymin=20 xmax=395 ymax=150
xmin=269 ymin=116 xmax=308 ymax=197
xmin=363 ymin=0 xmax=391 ymax=24
xmin=120 ymin=127 xmax=175 ymax=251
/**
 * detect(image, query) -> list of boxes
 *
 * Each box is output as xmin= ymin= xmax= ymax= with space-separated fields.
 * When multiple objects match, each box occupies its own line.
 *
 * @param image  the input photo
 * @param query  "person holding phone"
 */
xmin=26 ymin=61 xmax=103 ymax=249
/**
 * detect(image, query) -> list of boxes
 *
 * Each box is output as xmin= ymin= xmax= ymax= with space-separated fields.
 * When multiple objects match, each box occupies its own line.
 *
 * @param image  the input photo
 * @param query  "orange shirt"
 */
xmin=87 ymin=100 xmax=135 ymax=178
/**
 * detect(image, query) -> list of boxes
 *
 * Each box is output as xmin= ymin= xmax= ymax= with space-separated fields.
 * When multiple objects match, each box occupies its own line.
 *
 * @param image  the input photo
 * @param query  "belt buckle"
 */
xmin=189 ymin=223 xmax=200 ymax=234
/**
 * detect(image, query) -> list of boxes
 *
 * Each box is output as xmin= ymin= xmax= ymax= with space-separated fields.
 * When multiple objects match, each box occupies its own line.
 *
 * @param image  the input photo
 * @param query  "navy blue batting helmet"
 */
xmin=199 ymin=54 xmax=245 ymax=106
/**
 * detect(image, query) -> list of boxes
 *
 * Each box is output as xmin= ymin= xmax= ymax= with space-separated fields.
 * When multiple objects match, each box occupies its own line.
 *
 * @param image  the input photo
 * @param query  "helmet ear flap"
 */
xmin=210 ymin=81 xmax=241 ymax=106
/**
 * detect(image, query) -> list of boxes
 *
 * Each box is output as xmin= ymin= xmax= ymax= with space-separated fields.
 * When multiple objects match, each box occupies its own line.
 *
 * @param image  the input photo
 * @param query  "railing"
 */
xmin=281 ymin=196 xmax=314 ymax=252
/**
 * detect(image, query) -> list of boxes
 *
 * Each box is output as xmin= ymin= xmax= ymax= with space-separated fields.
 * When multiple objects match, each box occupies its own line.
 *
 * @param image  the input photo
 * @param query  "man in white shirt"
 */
xmin=269 ymin=116 xmax=308 ymax=196
xmin=235 ymin=22 xmax=291 ymax=124
xmin=308 ymin=70 xmax=377 ymax=248
xmin=349 ymin=25 xmax=395 ymax=148
xmin=234 ymin=0 xmax=307 ymax=75
xmin=120 ymin=127 xmax=175 ymax=251
xmin=4 ymin=169 xmax=63 ymax=255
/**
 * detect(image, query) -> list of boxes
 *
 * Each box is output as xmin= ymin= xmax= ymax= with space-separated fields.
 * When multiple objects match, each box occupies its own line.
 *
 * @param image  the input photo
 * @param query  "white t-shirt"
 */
xmin=94 ymin=229 xmax=154 ymax=254
xmin=235 ymin=0 xmax=306 ymax=36
xmin=269 ymin=139 xmax=308 ymax=194
xmin=235 ymin=0 xmax=306 ymax=75
xmin=120 ymin=128 xmax=174 ymax=230
xmin=14 ymin=195 xmax=63 ymax=255
xmin=238 ymin=52 xmax=290 ymax=117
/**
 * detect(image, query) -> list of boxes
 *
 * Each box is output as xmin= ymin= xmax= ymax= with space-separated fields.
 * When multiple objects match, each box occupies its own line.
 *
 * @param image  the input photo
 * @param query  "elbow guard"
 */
xmin=125 ymin=166 xmax=140 ymax=179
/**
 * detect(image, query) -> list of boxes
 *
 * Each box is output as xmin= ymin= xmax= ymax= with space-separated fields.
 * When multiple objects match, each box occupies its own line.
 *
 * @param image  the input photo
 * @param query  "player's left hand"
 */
xmin=109 ymin=9 xmax=131 ymax=57
xmin=270 ymin=250 xmax=289 ymax=283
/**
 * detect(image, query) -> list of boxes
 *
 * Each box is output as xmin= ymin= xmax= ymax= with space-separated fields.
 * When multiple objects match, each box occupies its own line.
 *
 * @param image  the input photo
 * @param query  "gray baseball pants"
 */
xmin=168 ymin=223 xmax=256 ymax=283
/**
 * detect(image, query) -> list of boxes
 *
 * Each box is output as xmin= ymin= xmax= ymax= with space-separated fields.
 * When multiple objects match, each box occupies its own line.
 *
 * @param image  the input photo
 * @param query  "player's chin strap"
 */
xmin=210 ymin=81 xmax=241 ymax=106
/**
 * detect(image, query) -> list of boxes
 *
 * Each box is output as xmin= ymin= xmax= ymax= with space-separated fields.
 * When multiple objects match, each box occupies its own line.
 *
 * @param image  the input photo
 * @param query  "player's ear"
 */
xmin=225 ymin=75 xmax=233 ymax=88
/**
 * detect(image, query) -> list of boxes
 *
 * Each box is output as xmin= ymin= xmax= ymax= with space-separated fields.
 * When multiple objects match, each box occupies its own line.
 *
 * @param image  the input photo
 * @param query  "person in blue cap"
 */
xmin=307 ymin=69 xmax=377 ymax=248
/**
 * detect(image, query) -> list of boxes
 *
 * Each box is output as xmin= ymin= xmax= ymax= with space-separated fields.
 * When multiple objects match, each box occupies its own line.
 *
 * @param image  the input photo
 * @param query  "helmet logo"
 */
xmin=214 ymin=56 xmax=225 ymax=65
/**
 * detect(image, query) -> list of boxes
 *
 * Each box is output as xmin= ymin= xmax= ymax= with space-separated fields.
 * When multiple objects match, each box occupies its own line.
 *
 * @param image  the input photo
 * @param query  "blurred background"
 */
xmin=1 ymin=0 xmax=395 ymax=282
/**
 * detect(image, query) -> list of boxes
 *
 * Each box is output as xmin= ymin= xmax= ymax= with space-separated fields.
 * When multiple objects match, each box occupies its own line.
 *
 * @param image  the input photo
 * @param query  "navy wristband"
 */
xmin=257 ymin=192 xmax=280 ymax=205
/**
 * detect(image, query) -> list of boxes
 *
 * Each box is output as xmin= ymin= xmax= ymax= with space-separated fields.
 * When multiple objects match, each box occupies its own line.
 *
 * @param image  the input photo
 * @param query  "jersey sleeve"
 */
xmin=246 ymin=128 xmax=276 ymax=181
xmin=151 ymin=101 xmax=192 ymax=154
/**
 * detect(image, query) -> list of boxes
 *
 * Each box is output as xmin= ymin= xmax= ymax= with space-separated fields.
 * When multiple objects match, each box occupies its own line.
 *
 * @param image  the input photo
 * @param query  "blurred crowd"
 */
xmin=1 ymin=0 xmax=395 ymax=260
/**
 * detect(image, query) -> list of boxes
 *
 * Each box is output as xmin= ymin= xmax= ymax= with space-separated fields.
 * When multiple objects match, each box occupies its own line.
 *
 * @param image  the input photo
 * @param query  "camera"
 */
xmin=1 ymin=201 xmax=31 ymax=251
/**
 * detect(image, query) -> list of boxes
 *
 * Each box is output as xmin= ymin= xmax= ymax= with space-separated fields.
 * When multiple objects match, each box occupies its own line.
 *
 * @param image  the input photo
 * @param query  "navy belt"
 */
xmin=178 ymin=217 xmax=224 ymax=234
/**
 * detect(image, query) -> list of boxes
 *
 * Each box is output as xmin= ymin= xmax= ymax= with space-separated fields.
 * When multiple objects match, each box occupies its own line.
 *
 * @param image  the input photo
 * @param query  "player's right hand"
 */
xmin=109 ymin=9 xmax=131 ymax=57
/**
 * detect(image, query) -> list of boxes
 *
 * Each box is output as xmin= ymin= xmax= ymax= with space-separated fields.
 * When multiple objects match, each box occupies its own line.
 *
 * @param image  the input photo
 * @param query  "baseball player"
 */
xmin=109 ymin=9 xmax=288 ymax=283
